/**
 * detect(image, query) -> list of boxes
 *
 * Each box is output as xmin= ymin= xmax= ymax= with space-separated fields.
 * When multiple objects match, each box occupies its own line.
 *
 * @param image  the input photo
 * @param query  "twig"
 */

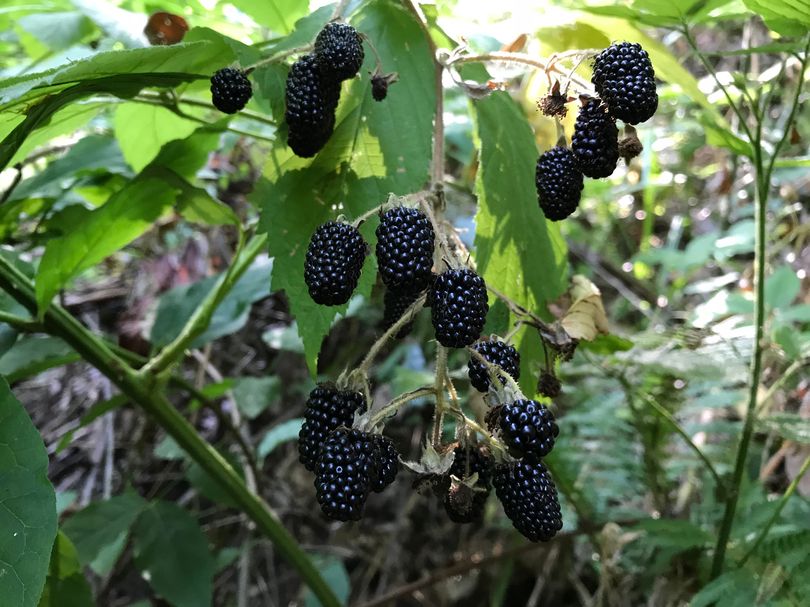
xmin=431 ymin=346 xmax=448 ymax=446
xmin=449 ymin=51 xmax=592 ymax=92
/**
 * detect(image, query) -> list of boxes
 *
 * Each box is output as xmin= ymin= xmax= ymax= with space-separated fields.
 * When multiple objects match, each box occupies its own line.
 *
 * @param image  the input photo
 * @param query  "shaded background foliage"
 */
xmin=0 ymin=0 xmax=809 ymax=606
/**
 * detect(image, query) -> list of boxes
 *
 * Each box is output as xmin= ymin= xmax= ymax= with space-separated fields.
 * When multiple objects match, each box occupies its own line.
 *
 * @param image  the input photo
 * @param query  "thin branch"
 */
xmin=431 ymin=345 xmax=448 ymax=446
xmin=367 ymin=387 xmax=436 ymax=428
xmin=450 ymin=51 xmax=592 ymax=92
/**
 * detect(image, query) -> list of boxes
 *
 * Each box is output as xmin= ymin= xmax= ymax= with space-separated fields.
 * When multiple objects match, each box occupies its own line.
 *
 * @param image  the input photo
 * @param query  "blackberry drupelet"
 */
xmin=304 ymin=221 xmax=367 ymax=306
xmin=285 ymin=54 xmax=342 ymax=157
xmin=592 ymin=42 xmax=658 ymax=125
xmin=376 ymin=207 xmax=435 ymax=293
xmin=444 ymin=444 xmax=493 ymax=523
xmin=494 ymin=458 xmax=563 ymax=542
xmin=535 ymin=146 xmax=584 ymax=221
xmin=382 ymin=288 xmax=422 ymax=338
xmin=315 ymin=428 xmax=372 ymax=521
xmin=468 ymin=337 xmax=521 ymax=393
xmin=314 ymin=22 xmax=364 ymax=82
xmin=499 ymin=399 xmax=559 ymax=458
xmin=430 ymin=269 xmax=489 ymax=348
xmin=210 ymin=68 xmax=252 ymax=114
xmin=572 ymin=97 xmax=619 ymax=178
xmin=298 ymin=385 xmax=366 ymax=472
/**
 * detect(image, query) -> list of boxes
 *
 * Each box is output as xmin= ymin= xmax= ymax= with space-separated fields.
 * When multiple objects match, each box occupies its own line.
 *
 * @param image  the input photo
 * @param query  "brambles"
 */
xmin=572 ymin=97 xmax=619 ymax=178
xmin=285 ymin=54 xmax=342 ymax=158
xmin=535 ymin=146 xmax=584 ymax=221
xmin=430 ymin=269 xmax=489 ymax=348
xmin=314 ymin=22 xmax=365 ymax=82
xmin=498 ymin=399 xmax=559 ymax=458
xmin=304 ymin=221 xmax=367 ymax=306
xmin=298 ymin=385 xmax=366 ymax=472
xmin=493 ymin=458 xmax=563 ymax=542
xmin=210 ymin=67 xmax=252 ymax=114
xmin=468 ymin=337 xmax=520 ymax=393
xmin=592 ymin=42 xmax=658 ymax=125
xmin=376 ymin=207 xmax=435 ymax=293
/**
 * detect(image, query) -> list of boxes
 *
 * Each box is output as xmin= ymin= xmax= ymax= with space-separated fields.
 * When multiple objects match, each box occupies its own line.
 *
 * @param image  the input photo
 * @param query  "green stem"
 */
xmin=354 ymin=293 xmax=426 ymax=376
xmin=367 ymin=386 xmax=435 ymax=427
xmin=0 ymin=255 xmax=339 ymax=607
xmin=140 ymin=233 xmax=266 ymax=376
xmin=738 ymin=454 xmax=810 ymax=567
xmin=431 ymin=345 xmax=448 ymax=446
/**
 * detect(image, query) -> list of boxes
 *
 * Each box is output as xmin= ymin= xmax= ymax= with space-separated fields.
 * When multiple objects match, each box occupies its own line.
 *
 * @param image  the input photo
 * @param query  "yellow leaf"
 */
xmin=561 ymin=275 xmax=609 ymax=341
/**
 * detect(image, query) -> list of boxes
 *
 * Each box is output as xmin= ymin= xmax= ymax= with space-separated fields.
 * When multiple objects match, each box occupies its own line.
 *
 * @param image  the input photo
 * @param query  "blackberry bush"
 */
xmin=592 ymin=41 xmax=658 ymax=125
xmin=430 ymin=269 xmax=489 ymax=348
xmin=285 ymin=54 xmax=342 ymax=157
xmin=494 ymin=458 xmax=563 ymax=542
xmin=535 ymin=146 xmax=584 ymax=221
xmin=468 ymin=337 xmax=521 ymax=393
xmin=304 ymin=221 xmax=367 ymax=306
xmin=572 ymin=97 xmax=620 ymax=178
xmin=376 ymin=207 xmax=435 ymax=293
xmin=314 ymin=22 xmax=364 ymax=82
xmin=499 ymin=399 xmax=559 ymax=458
xmin=298 ymin=385 xmax=366 ymax=472
xmin=210 ymin=67 xmax=252 ymax=114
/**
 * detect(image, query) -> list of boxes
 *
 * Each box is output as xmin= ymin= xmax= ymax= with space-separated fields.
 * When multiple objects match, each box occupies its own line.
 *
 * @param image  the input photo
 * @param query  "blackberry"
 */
xmin=493 ymin=458 xmax=563 ymax=542
xmin=592 ymin=42 xmax=658 ymax=125
xmin=499 ymin=399 xmax=559 ymax=458
xmin=376 ymin=207 xmax=435 ymax=293
xmin=535 ymin=146 xmax=584 ymax=222
xmin=537 ymin=372 xmax=562 ymax=398
xmin=298 ymin=385 xmax=366 ymax=472
xmin=430 ymin=269 xmax=489 ymax=348
xmin=371 ymin=75 xmax=389 ymax=101
xmin=572 ymin=97 xmax=619 ymax=178
xmin=314 ymin=22 xmax=364 ymax=82
xmin=366 ymin=434 xmax=399 ymax=493
xmin=210 ymin=68 xmax=252 ymax=114
xmin=468 ymin=337 xmax=521 ymax=393
xmin=285 ymin=54 xmax=342 ymax=157
xmin=382 ymin=288 xmax=422 ymax=338
xmin=444 ymin=445 xmax=493 ymax=523
xmin=304 ymin=221 xmax=367 ymax=306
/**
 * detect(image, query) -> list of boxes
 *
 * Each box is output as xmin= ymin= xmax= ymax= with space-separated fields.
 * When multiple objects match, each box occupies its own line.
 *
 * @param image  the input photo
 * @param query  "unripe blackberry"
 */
xmin=493 ymin=458 xmax=563 ymax=542
xmin=298 ymin=385 xmax=366 ymax=472
xmin=430 ymin=269 xmax=489 ymax=348
xmin=376 ymin=207 xmax=435 ymax=293
xmin=304 ymin=221 xmax=367 ymax=306
xmin=468 ymin=337 xmax=520 ymax=393
xmin=314 ymin=22 xmax=364 ymax=82
xmin=572 ymin=98 xmax=619 ymax=178
xmin=315 ymin=428 xmax=371 ymax=521
xmin=285 ymin=54 xmax=342 ymax=157
xmin=210 ymin=68 xmax=252 ymax=114
xmin=382 ymin=288 xmax=422 ymax=338
xmin=444 ymin=444 xmax=493 ymax=523
xmin=536 ymin=147 xmax=584 ymax=222
xmin=592 ymin=42 xmax=658 ymax=125
xmin=499 ymin=399 xmax=559 ymax=458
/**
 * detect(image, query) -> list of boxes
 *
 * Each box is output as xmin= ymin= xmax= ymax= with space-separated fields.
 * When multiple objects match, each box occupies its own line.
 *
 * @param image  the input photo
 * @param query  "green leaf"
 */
xmin=255 ymin=0 xmax=435 ymax=375
xmin=232 ymin=376 xmax=281 ymax=418
xmin=35 ymin=177 xmax=177 ymax=314
xmin=633 ymin=518 xmax=712 ymax=549
xmin=37 ymin=532 xmax=93 ymax=607
xmin=758 ymin=414 xmax=810 ymax=445
xmin=183 ymin=27 xmax=264 ymax=67
xmin=253 ymin=63 xmax=290 ymax=121
xmin=150 ymin=259 xmax=273 ymax=348
xmin=267 ymin=6 xmax=334 ymax=55
xmin=231 ymin=0 xmax=309 ymax=34
xmin=185 ymin=455 xmax=245 ymax=508
xmin=765 ymin=266 xmax=801 ymax=311
xmin=304 ymin=555 xmax=350 ymax=607
xmin=471 ymin=91 xmax=568 ymax=396
xmin=258 ymin=418 xmax=304 ymax=459
xmin=114 ymin=104 xmax=198 ymax=173
xmin=62 ymin=492 xmax=147 ymax=576
xmin=691 ymin=569 xmax=757 ymax=607
xmin=18 ymin=12 xmax=95 ymax=51
xmin=0 ymin=377 xmax=57 ymax=607
xmin=743 ymin=0 xmax=810 ymax=35
xmin=0 ymin=336 xmax=75 ymax=382
xmin=131 ymin=502 xmax=214 ymax=607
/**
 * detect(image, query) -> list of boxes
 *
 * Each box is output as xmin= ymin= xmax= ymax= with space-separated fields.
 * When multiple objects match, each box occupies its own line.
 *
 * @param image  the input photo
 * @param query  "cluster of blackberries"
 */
xmin=284 ymin=22 xmax=364 ymax=157
xmin=303 ymin=206 xmax=490 ymax=348
xmin=536 ymin=41 xmax=657 ymax=222
xmin=298 ymin=385 xmax=398 ymax=520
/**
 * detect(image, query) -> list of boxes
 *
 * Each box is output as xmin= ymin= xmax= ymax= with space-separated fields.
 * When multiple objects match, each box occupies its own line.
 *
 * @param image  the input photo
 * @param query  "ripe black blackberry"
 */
xmin=365 ymin=434 xmax=399 ymax=493
xmin=304 ymin=221 xmax=367 ymax=306
xmin=376 ymin=207 xmax=435 ymax=293
xmin=314 ymin=22 xmax=364 ymax=82
xmin=298 ymin=385 xmax=366 ymax=472
xmin=285 ymin=54 xmax=342 ymax=157
xmin=592 ymin=42 xmax=658 ymax=125
xmin=498 ymin=399 xmax=559 ymax=458
xmin=444 ymin=444 xmax=493 ymax=523
xmin=493 ymin=458 xmax=563 ymax=542
xmin=210 ymin=68 xmax=252 ymax=114
xmin=430 ymin=269 xmax=489 ymax=348
xmin=382 ymin=288 xmax=422 ymax=338
xmin=468 ymin=337 xmax=521 ymax=393
xmin=371 ymin=75 xmax=388 ymax=101
xmin=536 ymin=146 xmax=584 ymax=222
xmin=572 ymin=97 xmax=619 ymax=178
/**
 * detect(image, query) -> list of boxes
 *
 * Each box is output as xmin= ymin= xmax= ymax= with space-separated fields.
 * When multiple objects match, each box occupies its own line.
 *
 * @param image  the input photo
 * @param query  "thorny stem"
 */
xmin=467 ymin=346 xmax=524 ymax=399
xmin=431 ymin=345 xmax=448 ymax=447
xmin=136 ymin=90 xmax=277 ymax=129
xmin=367 ymin=387 xmax=436 ymax=428
xmin=449 ymin=51 xmax=592 ymax=93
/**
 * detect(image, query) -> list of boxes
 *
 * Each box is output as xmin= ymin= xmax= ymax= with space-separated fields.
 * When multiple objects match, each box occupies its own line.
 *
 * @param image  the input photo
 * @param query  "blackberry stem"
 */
xmin=467 ymin=346 xmax=525 ymax=399
xmin=243 ymin=44 xmax=313 ymax=74
xmin=367 ymin=386 xmax=436 ymax=428
xmin=431 ymin=345 xmax=448 ymax=446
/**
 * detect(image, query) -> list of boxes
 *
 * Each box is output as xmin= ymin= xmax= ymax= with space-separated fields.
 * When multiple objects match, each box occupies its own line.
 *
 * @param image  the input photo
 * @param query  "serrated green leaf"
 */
xmin=258 ymin=418 xmax=304 ymax=459
xmin=232 ymin=376 xmax=281 ymax=418
xmin=0 ymin=377 xmax=57 ymax=607
xmin=18 ymin=12 xmax=95 ymax=51
xmin=0 ymin=336 xmax=74 ymax=380
xmin=765 ymin=266 xmax=801 ymax=311
xmin=633 ymin=518 xmax=713 ymax=549
xmin=132 ymin=501 xmax=214 ymax=607
xmin=231 ymin=0 xmax=309 ymax=35
xmin=114 ymin=104 xmax=198 ymax=172
xmin=255 ymin=0 xmax=435 ymax=375
xmin=471 ymin=91 xmax=568 ymax=396
xmin=183 ymin=27 xmax=264 ymax=67
xmin=37 ymin=532 xmax=93 ymax=607
xmin=743 ymin=0 xmax=810 ymax=35
xmin=264 ymin=5 xmax=334 ymax=55
xmin=62 ymin=492 xmax=147 ymax=576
